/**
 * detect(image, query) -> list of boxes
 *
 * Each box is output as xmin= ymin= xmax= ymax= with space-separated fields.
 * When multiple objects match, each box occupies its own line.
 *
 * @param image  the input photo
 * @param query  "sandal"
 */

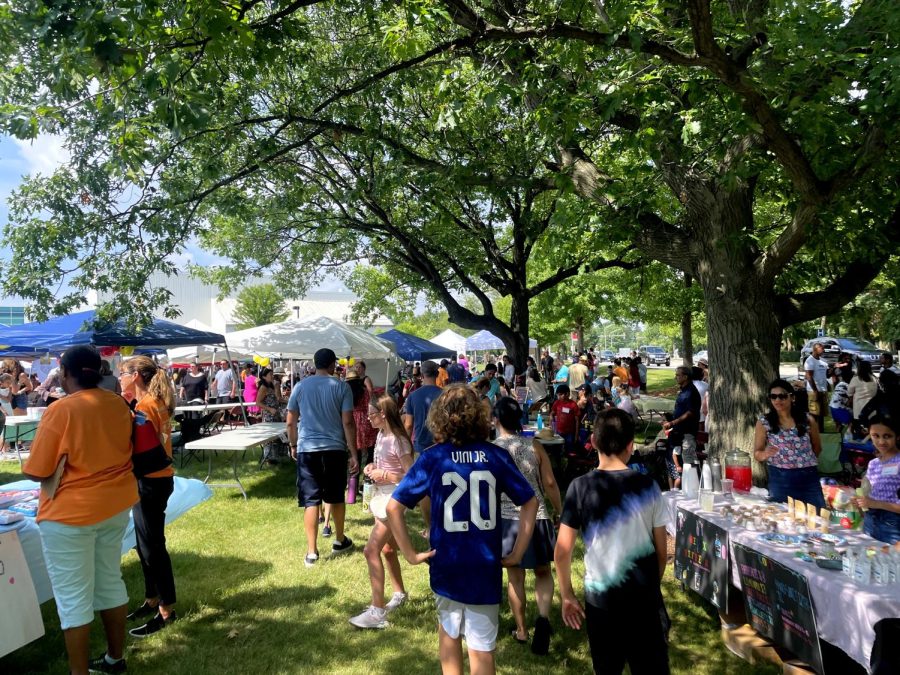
xmin=511 ymin=629 xmax=528 ymax=644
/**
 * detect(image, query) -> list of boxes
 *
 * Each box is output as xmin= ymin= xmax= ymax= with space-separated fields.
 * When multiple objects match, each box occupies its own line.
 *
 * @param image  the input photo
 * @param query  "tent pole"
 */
xmin=224 ymin=343 xmax=250 ymax=426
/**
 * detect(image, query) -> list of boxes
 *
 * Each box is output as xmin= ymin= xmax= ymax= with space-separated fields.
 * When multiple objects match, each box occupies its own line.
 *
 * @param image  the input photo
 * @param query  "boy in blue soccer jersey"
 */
xmin=387 ymin=385 xmax=538 ymax=675
xmin=555 ymin=408 xmax=670 ymax=675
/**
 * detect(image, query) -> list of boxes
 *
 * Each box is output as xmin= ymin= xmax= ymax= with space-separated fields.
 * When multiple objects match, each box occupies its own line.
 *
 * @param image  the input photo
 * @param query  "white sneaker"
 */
xmin=385 ymin=592 xmax=408 ymax=613
xmin=349 ymin=606 xmax=389 ymax=629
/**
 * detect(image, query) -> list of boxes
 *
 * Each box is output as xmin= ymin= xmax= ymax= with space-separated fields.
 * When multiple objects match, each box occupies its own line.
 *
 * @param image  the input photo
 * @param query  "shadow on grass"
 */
xmin=0 ymin=551 xmax=277 ymax=675
xmin=173 ymin=454 xmax=298 ymax=501
xmin=0 ymin=462 xmax=26 ymax=485
xmin=663 ymin=577 xmax=780 ymax=675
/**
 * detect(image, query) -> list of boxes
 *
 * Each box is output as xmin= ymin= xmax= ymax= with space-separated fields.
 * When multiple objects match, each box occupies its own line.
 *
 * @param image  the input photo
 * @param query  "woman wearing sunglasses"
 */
xmin=753 ymin=378 xmax=825 ymax=507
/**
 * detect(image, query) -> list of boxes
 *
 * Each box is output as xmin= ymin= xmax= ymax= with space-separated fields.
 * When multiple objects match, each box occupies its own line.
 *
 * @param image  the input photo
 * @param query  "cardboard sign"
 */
xmin=673 ymin=507 xmax=729 ymax=609
xmin=733 ymin=543 xmax=823 ymax=674
xmin=0 ymin=530 xmax=45 ymax=657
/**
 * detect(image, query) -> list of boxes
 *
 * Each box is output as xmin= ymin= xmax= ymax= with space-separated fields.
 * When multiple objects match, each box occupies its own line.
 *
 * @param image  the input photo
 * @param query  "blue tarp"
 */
xmin=0 ymin=310 xmax=225 ymax=355
xmin=376 ymin=329 xmax=455 ymax=362
xmin=465 ymin=329 xmax=537 ymax=351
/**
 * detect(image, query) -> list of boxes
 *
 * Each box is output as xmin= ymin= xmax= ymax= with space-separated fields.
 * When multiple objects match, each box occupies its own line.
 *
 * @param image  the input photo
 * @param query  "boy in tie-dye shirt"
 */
xmin=555 ymin=408 xmax=670 ymax=674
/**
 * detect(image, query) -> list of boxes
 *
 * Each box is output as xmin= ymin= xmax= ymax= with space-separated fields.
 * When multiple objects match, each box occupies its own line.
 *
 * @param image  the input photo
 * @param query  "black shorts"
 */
xmin=296 ymin=450 xmax=348 ymax=507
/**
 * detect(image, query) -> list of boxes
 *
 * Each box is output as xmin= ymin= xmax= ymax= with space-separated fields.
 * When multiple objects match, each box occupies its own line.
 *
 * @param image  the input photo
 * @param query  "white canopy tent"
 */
xmin=168 ymin=316 xmax=404 ymax=387
xmin=429 ymin=329 xmax=468 ymax=357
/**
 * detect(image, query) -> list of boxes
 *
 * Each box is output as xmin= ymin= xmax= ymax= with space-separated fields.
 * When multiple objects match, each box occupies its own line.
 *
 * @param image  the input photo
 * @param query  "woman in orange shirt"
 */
xmin=23 ymin=345 xmax=137 ymax=675
xmin=119 ymin=355 xmax=179 ymax=638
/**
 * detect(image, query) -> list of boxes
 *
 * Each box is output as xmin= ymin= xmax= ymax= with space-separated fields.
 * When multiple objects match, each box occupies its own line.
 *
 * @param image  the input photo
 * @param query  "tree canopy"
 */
xmin=232 ymin=282 xmax=290 ymax=329
xmin=1 ymin=0 xmax=898 ymax=454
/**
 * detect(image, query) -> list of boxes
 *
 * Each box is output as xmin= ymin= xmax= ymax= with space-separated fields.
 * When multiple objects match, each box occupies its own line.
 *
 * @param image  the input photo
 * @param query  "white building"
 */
xmin=84 ymin=271 xmax=393 ymax=334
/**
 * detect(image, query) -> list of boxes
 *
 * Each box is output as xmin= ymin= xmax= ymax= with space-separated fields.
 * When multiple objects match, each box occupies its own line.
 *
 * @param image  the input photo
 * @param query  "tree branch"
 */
xmin=311 ymin=36 xmax=477 ymax=115
xmin=526 ymin=246 xmax=639 ymax=299
xmin=683 ymin=0 xmax=826 ymax=201
xmin=756 ymin=201 xmax=819 ymax=281
xmin=774 ymin=204 xmax=900 ymax=326
xmin=635 ymin=212 xmax=697 ymax=273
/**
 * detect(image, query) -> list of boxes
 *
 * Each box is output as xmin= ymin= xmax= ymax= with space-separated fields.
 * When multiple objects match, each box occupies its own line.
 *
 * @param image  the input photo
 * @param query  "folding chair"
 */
xmin=176 ymin=415 xmax=207 ymax=467
xmin=201 ymin=410 xmax=226 ymax=436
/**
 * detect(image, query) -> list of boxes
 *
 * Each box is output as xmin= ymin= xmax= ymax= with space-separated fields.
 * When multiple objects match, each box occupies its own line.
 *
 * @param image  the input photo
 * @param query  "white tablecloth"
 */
xmin=664 ymin=491 xmax=899 ymax=671
xmin=0 ymin=477 xmax=213 ymax=606
xmin=634 ymin=396 xmax=676 ymax=414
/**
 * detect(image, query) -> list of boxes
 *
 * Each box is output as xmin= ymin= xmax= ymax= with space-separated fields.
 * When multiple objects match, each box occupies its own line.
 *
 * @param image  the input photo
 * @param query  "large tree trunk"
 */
xmin=668 ymin=180 xmax=780 ymax=484
xmin=502 ymin=292 xmax=531 ymax=372
xmin=701 ymin=270 xmax=781 ymax=483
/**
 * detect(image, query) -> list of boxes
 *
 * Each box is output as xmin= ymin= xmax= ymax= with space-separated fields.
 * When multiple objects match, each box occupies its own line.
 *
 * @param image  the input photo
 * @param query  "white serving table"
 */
xmin=664 ymin=490 xmax=900 ymax=671
xmin=174 ymin=401 xmax=253 ymax=413
xmin=634 ymin=395 xmax=676 ymax=415
xmin=2 ymin=416 xmax=41 ymax=466
xmin=184 ymin=422 xmax=286 ymax=499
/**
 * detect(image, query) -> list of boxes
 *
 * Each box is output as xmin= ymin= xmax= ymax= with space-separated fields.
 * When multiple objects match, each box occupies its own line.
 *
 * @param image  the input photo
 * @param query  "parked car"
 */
xmin=693 ymin=350 xmax=708 ymax=363
xmin=799 ymin=337 xmax=883 ymax=373
xmin=639 ymin=345 xmax=670 ymax=367
xmin=599 ymin=349 xmax=615 ymax=361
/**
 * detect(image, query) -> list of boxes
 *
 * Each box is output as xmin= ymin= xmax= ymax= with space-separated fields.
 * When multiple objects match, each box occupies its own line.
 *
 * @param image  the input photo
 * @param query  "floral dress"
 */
xmin=260 ymin=385 xmax=284 ymax=460
xmin=759 ymin=416 xmax=817 ymax=469
xmin=353 ymin=387 xmax=378 ymax=457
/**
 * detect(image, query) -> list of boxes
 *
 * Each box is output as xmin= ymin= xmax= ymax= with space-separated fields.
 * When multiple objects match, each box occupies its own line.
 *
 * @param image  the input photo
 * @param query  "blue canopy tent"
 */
xmin=465 ymin=330 xmax=537 ymax=351
xmin=0 ymin=310 xmax=249 ymax=424
xmin=0 ymin=310 xmax=225 ymax=355
xmin=376 ymin=329 xmax=455 ymax=362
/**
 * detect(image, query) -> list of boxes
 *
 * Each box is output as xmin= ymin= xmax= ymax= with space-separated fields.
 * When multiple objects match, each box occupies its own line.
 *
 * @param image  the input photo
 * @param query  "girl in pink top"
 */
xmin=243 ymin=365 xmax=259 ymax=415
xmin=349 ymin=395 xmax=414 ymax=629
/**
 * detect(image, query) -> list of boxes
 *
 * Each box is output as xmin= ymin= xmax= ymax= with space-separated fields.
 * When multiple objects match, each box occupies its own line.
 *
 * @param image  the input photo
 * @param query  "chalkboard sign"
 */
xmin=733 ymin=543 xmax=823 ymax=674
xmin=673 ymin=507 xmax=729 ymax=609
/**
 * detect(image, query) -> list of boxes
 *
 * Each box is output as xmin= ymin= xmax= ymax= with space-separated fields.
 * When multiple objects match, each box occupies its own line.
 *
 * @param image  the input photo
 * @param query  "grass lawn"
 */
xmin=0 ymin=452 xmax=778 ymax=675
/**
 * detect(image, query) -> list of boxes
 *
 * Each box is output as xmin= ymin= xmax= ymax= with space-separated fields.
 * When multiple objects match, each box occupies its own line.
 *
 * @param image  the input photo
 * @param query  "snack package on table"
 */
xmin=0 ymin=490 xmax=40 ymax=509
xmin=8 ymin=499 xmax=39 ymax=517
xmin=822 ymin=484 xmax=863 ymax=529
xmin=0 ymin=509 xmax=25 ymax=525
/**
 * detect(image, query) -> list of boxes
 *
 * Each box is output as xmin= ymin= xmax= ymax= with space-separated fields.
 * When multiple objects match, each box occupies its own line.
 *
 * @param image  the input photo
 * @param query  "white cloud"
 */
xmin=12 ymin=133 xmax=70 ymax=175
xmin=170 ymin=250 xmax=196 ymax=268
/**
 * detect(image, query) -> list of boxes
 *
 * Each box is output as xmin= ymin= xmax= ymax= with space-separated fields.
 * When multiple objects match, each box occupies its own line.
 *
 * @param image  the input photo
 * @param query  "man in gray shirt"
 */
xmin=213 ymin=360 xmax=237 ymax=404
xmin=804 ymin=342 xmax=829 ymax=431
xmin=286 ymin=348 xmax=358 ymax=567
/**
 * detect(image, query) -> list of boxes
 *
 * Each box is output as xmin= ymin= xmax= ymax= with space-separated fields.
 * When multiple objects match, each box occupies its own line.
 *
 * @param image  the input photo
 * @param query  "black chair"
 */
xmin=201 ymin=410 xmax=226 ymax=436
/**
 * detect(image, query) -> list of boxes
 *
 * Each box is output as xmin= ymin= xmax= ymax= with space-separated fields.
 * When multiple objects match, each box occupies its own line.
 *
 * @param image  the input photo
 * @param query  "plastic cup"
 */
xmin=721 ymin=479 xmax=734 ymax=496
xmin=700 ymin=489 xmax=715 ymax=512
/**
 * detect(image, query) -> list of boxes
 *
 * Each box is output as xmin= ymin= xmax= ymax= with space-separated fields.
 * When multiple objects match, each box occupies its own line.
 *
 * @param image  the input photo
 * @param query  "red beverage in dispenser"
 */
xmin=725 ymin=465 xmax=752 ymax=493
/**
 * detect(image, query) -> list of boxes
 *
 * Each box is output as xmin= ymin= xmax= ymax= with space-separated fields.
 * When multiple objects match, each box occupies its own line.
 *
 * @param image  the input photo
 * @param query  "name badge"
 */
xmin=883 ymin=464 xmax=899 ymax=477
xmin=562 ymin=407 xmax=572 ymax=414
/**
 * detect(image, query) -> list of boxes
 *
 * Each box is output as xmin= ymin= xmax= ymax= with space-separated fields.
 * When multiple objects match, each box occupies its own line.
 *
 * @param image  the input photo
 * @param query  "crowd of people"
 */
xmin=10 ymin=340 xmax=900 ymax=675
xmin=281 ymin=347 xmax=674 ymax=674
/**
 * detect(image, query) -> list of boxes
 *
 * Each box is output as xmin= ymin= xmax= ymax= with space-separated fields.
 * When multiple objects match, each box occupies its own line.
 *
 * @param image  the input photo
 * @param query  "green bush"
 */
xmin=780 ymin=350 xmax=801 ymax=364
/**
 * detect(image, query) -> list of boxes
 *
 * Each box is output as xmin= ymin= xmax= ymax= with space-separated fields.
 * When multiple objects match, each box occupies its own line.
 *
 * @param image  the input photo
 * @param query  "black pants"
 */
xmin=586 ymin=595 xmax=669 ymax=675
xmin=133 ymin=476 xmax=176 ymax=606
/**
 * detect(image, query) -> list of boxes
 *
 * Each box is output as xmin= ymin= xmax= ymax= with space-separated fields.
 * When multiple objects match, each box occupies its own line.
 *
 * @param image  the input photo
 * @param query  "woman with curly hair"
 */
xmin=387 ymin=384 xmax=538 ymax=675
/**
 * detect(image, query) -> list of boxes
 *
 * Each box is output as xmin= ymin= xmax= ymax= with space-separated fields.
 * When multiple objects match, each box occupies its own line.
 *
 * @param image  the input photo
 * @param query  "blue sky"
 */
xmin=0 ymin=133 xmax=350 ymax=301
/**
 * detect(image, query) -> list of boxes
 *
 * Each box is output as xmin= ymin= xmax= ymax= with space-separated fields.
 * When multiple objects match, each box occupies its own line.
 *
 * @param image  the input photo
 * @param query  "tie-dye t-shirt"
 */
xmin=561 ymin=469 xmax=669 ymax=606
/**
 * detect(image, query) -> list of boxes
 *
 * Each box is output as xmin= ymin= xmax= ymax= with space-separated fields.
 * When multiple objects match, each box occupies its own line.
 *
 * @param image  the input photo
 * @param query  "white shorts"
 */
xmin=434 ymin=594 xmax=499 ymax=652
xmin=369 ymin=484 xmax=395 ymax=520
